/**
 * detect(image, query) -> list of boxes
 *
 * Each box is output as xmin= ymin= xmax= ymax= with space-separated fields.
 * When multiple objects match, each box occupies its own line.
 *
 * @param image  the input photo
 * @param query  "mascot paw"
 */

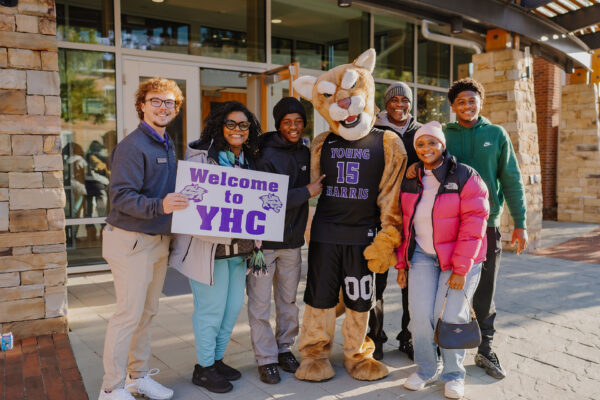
xmin=344 ymin=357 xmax=389 ymax=381
xmin=295 ymin=358 xmax=335 ymax=382
xmin=364 ymin=227 xmax=400 ymax=273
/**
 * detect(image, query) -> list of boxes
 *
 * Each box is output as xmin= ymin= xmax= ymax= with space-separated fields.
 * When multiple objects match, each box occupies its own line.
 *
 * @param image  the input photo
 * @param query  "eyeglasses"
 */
xmin=224 ymin=119 xmax=251 ymax=131
xmin=145 ymin=98 xmax=177 ymax=109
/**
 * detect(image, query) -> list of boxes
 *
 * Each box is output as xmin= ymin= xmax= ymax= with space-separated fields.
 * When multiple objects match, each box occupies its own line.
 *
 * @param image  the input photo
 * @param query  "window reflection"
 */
xmin=374 ymin=16 xmax=414 ymax=82
xmin=271 ymin=0 xmax=368 ymax=70
xmin=417 ymin=89 xmax=450 ymax=124
xmin=59 ymin=49 xmax=117 ymax=267
xmin=56 ymin=0 xmax=115 ymax=45
xmin=417 ymin=26 xmax=450 ymax=87
xmin=120 ymin=0 xmax=266 ymax=62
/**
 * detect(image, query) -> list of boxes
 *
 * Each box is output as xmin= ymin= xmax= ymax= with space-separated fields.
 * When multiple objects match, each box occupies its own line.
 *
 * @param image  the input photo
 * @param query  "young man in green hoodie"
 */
xmin=445 ymin=78 xmax=528 ymax=379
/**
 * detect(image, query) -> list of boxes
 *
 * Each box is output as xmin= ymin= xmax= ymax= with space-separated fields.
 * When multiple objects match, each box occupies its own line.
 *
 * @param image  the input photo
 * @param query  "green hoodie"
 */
xmin=444 ymin=116 xmax=526 ymax=229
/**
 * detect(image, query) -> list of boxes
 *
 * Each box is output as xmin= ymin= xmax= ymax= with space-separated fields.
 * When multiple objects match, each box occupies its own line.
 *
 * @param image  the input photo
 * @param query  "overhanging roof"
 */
xmin=360 ymin=0 xmax=595 ymax=70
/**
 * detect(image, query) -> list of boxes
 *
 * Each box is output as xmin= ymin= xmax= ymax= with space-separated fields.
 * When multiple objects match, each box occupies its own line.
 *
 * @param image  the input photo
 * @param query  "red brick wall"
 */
xmin=533 ymin=57 xmax=561 ymax=220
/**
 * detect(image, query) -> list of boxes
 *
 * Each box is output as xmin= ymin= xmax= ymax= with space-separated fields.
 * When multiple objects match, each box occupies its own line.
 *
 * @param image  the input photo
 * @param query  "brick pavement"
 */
xmin=66 ymin=221 xmax=600 ymax=400
xmin=0 ymin=334 xmax=88 ymax=400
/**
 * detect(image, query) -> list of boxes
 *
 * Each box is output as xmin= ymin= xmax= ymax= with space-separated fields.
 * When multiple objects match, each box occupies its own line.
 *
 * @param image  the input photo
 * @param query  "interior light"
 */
xmin=338 ymin=0 xmax=351 ymax=7
xmin=271 ymin=19 xmax=282 ymax=24
xmin=540 ymin=36 xmax=548 ymax=41
xmin=152 ymin=0 xmax=164 ymax=3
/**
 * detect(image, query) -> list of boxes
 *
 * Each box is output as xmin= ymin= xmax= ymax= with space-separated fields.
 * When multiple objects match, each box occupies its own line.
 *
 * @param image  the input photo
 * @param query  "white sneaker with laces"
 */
xmin=98 ymin=388 xmax=135 ymax=400
xmin=125 ymin=368 xmax=174 ymax=400
xmin=444 ymin=379 xmax=465 ymax=399
xmin=403 ymin=372 xmax=428 ymax=391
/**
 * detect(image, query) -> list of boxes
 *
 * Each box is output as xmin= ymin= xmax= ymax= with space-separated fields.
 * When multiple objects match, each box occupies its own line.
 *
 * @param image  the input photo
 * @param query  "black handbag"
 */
xmin=434 ymin=288 xmax=481 ymax=349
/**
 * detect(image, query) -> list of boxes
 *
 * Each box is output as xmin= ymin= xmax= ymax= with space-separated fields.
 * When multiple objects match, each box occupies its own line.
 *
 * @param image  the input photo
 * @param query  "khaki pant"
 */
xmin=246 ymin=248 xmax=302 ymax=366
xmin=101 ymin=225 xmax=170 ymax=391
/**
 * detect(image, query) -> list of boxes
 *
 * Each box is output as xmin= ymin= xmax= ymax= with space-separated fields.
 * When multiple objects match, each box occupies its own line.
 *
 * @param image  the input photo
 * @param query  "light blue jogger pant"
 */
xmin=189 ymin=256 xmax=246 ymax=367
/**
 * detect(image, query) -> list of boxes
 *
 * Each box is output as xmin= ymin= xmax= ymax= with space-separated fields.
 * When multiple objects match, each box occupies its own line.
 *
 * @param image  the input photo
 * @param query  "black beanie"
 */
xmin=273 ymin=97 xmax=307 ymax=130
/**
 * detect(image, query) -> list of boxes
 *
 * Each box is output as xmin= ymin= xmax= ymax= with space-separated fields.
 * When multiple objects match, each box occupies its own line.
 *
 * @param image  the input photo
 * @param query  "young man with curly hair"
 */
xmin=445 ymin=78 xmax=528 ymax=380
xmin=99 ymin=78 xmax=189 ymax=400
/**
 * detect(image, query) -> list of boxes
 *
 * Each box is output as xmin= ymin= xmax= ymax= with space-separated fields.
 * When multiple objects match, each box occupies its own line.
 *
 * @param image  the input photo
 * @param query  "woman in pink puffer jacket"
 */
xmin=396 ymin=121 xmax=489 ymax=399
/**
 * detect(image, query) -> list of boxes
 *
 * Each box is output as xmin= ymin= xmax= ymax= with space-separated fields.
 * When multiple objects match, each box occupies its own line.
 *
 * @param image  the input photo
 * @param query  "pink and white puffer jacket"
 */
xmin=395 ymin=153 xmax=490 ymax=276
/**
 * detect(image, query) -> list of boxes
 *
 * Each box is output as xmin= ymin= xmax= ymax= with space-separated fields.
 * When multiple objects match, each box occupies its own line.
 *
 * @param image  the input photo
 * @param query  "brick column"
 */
xmin=533 ymin=57 xmax=561 ymax=220
xmin=557 ymin=83 xmax=600 ymax=222
xmin=472 ymin=49 xmax=543 ymax=251
xmin=0 ymin=1 xmax=67 ymax=339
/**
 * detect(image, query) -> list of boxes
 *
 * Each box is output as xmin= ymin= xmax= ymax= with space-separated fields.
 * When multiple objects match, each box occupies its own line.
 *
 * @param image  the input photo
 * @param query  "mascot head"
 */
xmin=293 ymin=49 xmax=377 ymax=142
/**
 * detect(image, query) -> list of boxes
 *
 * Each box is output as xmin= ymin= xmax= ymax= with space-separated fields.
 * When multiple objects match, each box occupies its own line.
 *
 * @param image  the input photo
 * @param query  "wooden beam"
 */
xmin=569 ymin=68 xmax=588 ymax=84
xmin=486 ymin=29 xmax=511 ymax=52
xmin=591 ymin=49 xmax=600 ymax=85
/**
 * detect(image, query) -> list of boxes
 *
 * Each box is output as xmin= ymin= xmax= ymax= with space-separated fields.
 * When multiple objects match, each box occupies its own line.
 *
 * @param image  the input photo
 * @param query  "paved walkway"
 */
xmin=68 ymin=221 xmax=600 ymax=400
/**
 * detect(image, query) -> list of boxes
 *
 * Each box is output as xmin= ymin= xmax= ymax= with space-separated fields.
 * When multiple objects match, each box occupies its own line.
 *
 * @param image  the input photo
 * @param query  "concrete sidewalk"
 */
xmin=67 ymin=221 xmax=600 ymax=400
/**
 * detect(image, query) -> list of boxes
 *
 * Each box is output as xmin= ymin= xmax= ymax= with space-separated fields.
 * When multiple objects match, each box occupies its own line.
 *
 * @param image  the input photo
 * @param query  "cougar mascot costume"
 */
xmin=293 ymin=49 xmax=407 ymax=381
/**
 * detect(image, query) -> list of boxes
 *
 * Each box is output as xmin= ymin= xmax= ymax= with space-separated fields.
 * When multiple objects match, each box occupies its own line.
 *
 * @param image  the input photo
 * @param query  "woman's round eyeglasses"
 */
xmin=224 ymin=120 xmax=251 ymax=131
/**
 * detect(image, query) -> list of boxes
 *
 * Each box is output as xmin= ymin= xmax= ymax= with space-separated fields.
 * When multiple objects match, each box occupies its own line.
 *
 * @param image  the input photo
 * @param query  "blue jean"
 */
xmin=189 ymin=256 xmax=246 ymax=367
xmin=408 ymin=245 xmax=482 ymax=382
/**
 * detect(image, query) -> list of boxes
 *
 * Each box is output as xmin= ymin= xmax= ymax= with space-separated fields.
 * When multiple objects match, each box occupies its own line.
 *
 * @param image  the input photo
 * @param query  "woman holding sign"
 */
xmin=170 ymin=101 xmax=260 ymax=394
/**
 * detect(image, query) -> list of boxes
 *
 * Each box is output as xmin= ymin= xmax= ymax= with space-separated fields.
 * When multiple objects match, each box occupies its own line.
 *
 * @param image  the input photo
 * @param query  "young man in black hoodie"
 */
xmin=248 ymin=97 xmax=325 ymax=384
xmin=372 ymin=82 xmax=422 ymax=360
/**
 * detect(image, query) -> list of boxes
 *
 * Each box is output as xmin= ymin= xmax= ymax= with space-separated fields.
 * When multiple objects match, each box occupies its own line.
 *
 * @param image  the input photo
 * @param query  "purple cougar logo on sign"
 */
xmin=259 ymin=193 xmax=283 ymax=213
xmin=179 ymin=184 xmax=208 ymax=203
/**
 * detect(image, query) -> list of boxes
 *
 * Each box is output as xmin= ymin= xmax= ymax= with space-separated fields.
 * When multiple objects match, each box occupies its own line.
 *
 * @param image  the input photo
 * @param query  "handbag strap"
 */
xmin=438 ymin=287 xmax=477 ymax=321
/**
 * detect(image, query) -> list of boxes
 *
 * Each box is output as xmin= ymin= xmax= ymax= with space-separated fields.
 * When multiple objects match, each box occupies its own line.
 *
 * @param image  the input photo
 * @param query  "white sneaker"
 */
xmin=125 ymin=368 xmax=174 ymax=400
xmin=403 ymin=372 xmax=428 ymax=391
xmin=98 ymin=388 xmax=135 ymax=400
xmin=444 ymin=379 xmax=465 ymax=399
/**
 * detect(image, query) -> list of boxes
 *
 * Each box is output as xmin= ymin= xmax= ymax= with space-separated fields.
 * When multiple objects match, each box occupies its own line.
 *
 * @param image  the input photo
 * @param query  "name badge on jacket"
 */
xmin=157 ymin=157 xmax=167 ymax=164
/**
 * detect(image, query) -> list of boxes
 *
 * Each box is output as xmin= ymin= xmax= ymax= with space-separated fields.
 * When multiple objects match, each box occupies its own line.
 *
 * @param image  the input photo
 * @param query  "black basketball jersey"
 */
xmin=311 ymin=128 xmax=385 ymax=245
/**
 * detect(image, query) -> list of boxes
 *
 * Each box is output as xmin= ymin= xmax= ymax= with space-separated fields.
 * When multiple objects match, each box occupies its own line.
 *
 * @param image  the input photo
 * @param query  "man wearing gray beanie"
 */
xmin=371 ymin=82 xmax=422 ymax=361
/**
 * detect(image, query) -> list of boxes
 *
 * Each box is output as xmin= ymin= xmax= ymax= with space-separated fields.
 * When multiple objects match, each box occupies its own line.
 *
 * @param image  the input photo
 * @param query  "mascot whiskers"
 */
xmin=293 ymin=49 xmax=407 ymax=381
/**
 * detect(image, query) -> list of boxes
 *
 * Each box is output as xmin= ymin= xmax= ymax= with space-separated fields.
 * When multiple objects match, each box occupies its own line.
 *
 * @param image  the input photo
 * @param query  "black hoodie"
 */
xmin=256 ymin=131 xmax=311 ymax=249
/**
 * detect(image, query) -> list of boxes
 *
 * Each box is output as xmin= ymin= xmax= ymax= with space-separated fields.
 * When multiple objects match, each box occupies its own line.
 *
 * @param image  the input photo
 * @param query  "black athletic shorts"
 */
xmin=304 ymin=241 xmax=374 ymax=312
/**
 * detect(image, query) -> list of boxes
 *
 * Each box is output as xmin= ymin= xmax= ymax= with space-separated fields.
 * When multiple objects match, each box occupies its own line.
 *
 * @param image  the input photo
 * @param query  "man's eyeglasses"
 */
xmin=224 ymin=120 xmax=251 ymax=131
xmin=145 ymin=98 xmax=177 ymax=109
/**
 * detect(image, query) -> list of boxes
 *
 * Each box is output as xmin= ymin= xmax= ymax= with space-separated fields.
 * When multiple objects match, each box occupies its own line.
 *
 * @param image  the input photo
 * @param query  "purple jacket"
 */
xmin=395 ymin=153 xmax=490 ymax=276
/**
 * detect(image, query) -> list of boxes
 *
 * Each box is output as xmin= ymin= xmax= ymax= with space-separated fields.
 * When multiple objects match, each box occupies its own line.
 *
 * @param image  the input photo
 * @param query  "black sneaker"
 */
xmin=373 ymin=341 xmax=384 ymax=361
xmin=215 ymin=359 xmax=241 ymax=381
xmin=277 ymin=352 xmax=300 ymax=373
xmin=192 ymin=364 xmax=233 ymax=393
xmin=258 ymin=363 xmax=281 ymax=384
xmin=475 ymin=351 xmax=507 ymax=379
xmin=399 ymin=339 xmax=414 ymax=361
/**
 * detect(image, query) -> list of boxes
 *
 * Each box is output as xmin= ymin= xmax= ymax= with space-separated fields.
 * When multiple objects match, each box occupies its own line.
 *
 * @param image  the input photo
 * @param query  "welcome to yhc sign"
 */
xmin=172 ymin=160 xmax=289 ymax=242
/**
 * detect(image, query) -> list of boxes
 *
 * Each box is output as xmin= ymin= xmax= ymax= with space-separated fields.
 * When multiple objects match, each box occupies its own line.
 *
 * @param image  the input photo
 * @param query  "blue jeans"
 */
xmin=189 ymin=256 xmax=246 ymax=367
xmin=408 ymin=245 xmax=482 ymax=382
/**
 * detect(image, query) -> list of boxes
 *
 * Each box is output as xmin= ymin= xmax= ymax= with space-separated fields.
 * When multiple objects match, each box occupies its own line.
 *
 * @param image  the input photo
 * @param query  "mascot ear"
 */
xmin=353 ymin=48 xmax=376 ymax=73
xmin=293 ymin=76 xmax=317 ymax=101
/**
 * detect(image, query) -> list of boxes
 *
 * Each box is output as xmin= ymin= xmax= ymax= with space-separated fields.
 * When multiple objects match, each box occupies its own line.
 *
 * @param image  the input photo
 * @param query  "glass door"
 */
xmin=66 ymin=60 xmax=200 ymax=273
xmin=123 ymin=60 xmax=201 ymax=159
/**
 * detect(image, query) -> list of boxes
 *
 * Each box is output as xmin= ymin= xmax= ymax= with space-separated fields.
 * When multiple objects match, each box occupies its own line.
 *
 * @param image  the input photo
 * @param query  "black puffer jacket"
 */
xmin=256 ymin=131 xmax=310 ymax=249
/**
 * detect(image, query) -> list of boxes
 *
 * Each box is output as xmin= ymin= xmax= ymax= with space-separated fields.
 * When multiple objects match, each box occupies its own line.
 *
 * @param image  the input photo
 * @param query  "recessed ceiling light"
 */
xmin=271 ymin=18 xmax=282 ymax=23
xmin=152 ymin=0 xmax=164 ymax=3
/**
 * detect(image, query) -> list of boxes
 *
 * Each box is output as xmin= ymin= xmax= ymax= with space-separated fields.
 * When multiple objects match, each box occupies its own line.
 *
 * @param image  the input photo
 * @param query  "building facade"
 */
xmin=0 ymin=0 xmax=598 ymax=337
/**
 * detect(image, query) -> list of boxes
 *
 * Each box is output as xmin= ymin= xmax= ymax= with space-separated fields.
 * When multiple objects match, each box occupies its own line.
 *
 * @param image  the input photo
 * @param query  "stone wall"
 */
xmin=472 ymin=49 xmax=543 ymax=251
xmin=0 ymin=0 xmax=67 ymax=339
xmin=557 ymin=83 xmax=600 ymax=223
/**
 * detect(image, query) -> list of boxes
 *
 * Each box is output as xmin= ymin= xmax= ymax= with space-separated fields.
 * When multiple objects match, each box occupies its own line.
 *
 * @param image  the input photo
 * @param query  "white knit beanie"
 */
xmin=413 ymin=121 xmax=446 ymax=148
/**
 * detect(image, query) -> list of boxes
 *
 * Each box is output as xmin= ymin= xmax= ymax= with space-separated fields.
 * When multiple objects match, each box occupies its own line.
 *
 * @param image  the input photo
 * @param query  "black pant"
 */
xmin=473 ymin=226 xmax=502 ymax=354
xmin=367 ymin=270 xmax=411 ymax=344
